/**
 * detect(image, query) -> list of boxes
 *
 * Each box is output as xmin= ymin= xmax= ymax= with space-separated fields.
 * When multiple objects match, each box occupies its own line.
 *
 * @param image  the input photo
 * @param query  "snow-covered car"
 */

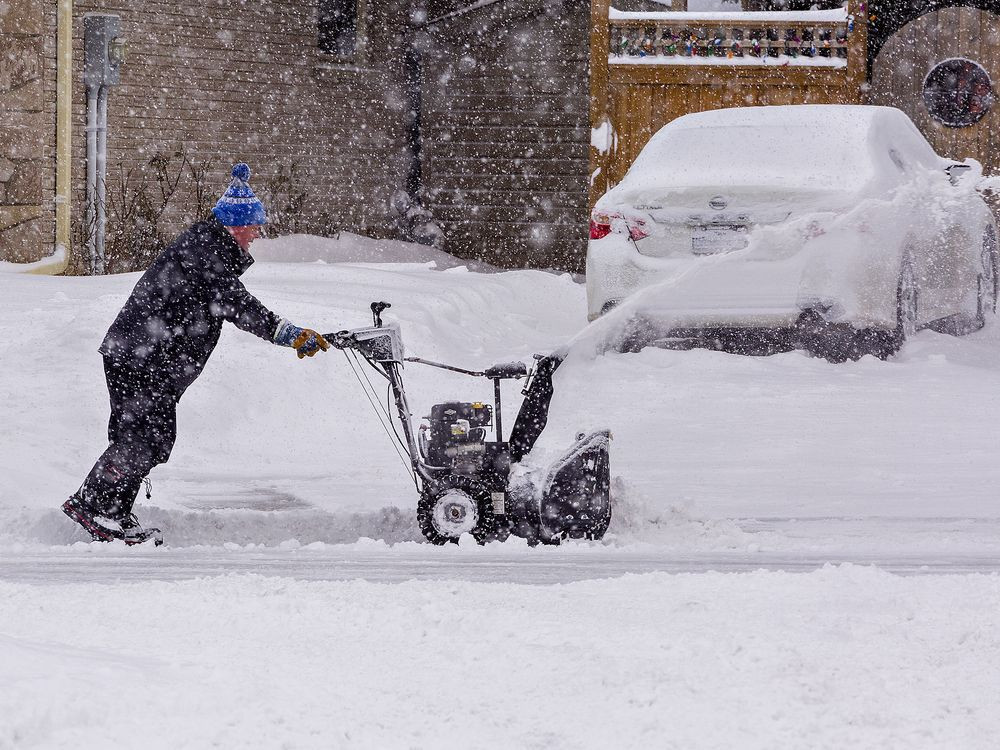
xmin=586 ymin=105 xmax=998 ymax=358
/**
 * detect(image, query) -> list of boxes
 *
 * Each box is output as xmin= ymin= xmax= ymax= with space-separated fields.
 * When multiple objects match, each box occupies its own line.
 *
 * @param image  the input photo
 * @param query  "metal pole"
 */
xmin=386 ymin=362 xmax=425 ymax=485
xmin=95 ymin=84 xmax=108 ymax=275
xmin=494 ymin=379 xmax=503 ymax=441
xmin=85 ymin=88 xmax=98 ymax=275
xmin=53 ymin=0 xmax=73 ymax=273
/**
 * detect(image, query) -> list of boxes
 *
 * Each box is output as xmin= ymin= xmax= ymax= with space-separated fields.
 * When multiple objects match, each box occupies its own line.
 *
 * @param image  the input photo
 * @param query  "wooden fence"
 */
xmin=588 ymin=0 xmax=868 ymax=205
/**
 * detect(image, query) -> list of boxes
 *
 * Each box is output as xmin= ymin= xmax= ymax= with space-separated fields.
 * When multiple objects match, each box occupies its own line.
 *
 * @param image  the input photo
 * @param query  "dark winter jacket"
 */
xmin=100 ymin=217 xmax=280 ymax=392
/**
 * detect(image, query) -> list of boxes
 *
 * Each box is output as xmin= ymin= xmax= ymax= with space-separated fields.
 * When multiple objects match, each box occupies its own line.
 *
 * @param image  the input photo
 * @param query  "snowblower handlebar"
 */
xmin=403 ymin=357 xmax=528 ymax=380
xmin=325 ymin=331 xmax=354 ymax=350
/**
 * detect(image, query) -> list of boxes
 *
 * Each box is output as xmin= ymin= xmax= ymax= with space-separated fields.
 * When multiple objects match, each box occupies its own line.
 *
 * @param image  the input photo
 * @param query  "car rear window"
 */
xmin=624 ymin=124 xmax=876 ymax=192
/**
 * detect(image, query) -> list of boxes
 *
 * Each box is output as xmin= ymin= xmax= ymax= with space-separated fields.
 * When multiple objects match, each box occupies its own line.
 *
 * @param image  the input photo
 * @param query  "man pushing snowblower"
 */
xmin=62 ymin=163 xmax=329 ymax=546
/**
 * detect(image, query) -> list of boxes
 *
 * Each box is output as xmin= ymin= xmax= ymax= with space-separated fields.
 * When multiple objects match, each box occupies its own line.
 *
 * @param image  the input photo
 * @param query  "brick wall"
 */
xmin=35 ymin=0 xmax=413 ymax=272
xmin=421 ymin=0 xmax=591 ymax=271
xmin=0 ymin=0 xmax=45 ymax=262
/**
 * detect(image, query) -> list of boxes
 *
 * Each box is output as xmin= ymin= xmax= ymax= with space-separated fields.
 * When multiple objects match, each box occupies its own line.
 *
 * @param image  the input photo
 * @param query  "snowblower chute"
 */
xmin=327 ymin=302 xmax=612 ymax=545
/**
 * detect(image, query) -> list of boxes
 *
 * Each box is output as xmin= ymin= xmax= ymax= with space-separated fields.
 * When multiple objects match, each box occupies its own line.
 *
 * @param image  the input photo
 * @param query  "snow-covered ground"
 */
xmin=3 ymin=233 xmax=1000 ymax=748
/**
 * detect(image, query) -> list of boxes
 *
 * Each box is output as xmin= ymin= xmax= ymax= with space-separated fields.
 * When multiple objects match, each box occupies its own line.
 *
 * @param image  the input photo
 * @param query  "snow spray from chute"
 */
xmin=325 ymin=302 xmax=612 ymax=545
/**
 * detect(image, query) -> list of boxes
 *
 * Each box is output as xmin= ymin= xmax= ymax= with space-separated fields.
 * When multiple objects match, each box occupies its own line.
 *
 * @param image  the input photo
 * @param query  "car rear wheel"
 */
xmin=840 ymin=263 xmax=916 ymax=361
xmin=976 ymin=226 xmax=999 ymax=327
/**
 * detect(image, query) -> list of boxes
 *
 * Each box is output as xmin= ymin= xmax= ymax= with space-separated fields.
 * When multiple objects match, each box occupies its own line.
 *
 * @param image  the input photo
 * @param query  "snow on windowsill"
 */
xmin=608 ymin=7 xmax=849 ymax=22
xmin=610 ymin=54 xmax=847 ymax=67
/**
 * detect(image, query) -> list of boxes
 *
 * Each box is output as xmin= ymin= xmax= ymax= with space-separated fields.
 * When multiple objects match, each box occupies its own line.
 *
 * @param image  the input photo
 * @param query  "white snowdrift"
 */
xmin=2 ymin=566 xmax=999 ymax=749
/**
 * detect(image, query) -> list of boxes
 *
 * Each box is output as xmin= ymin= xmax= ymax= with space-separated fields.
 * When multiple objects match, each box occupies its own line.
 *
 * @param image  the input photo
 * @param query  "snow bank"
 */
xmin=2 ymin=566 xmax=999 ymax=749
xmin=250 ymin=231 xmax=485 ymax=269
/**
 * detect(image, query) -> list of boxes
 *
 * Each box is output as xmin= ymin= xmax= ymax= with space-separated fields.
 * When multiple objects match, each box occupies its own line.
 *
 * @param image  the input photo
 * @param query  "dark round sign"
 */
xmin=922 ymin=58 xmax=995 ymax=128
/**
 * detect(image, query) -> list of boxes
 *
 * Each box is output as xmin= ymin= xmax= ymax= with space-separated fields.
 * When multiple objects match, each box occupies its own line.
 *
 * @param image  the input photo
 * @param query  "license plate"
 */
xmin=692 ymin=225 xmax=748 ymax=255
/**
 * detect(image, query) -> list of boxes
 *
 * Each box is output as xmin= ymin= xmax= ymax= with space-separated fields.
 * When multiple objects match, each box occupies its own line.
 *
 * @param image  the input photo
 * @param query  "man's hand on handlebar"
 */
xmin=328 ymin=331 xmax=355 ymax=350
xmin=274 ymin=320 xmax=332 ymax=359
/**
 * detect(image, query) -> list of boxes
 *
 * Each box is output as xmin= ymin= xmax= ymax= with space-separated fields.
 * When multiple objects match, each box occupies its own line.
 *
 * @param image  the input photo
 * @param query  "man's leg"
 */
xmin=68 ymin=358 xmax=177 ymax=528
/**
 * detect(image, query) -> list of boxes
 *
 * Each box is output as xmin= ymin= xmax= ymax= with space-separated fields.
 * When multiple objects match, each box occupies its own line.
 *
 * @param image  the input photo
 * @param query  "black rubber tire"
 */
xmin=985 ymin=226 xmax=999 ymax=316
xmin=974 ymin=227 xmax=999 ymax=329
xmin=852 ymin=327 xmax=897 ymax=360
xmin=416 ymin=475 xmax=508 ymax=546
xmin=471 ymin=514 xmax=511 ymax=545
xmin=615 ymin=315 xmax=657 ymax=354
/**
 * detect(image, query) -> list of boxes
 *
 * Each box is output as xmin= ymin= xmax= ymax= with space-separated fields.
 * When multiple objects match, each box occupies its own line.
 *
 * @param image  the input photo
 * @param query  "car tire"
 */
xmin=852 ymin=327 xmax=897 ymax=361
xmin=976 ymin=226 xmax=999 ymax=327
xmin=615 ymin=315 xmax=656 ymax=353
xmin=796 ymin=310 xmax=858 ymax=363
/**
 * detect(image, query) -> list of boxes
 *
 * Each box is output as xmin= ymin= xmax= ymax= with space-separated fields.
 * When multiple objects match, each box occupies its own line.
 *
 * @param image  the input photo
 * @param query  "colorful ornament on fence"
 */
xmin=847 ymin=14 xmax=855 ymax=32
xmin=685 ymin=38 xmax=694 ymax=55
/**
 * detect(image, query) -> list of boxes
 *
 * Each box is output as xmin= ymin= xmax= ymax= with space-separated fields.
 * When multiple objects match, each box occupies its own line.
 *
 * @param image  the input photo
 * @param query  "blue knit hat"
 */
xmin=213 ymin=163 xmax=267 ymax=226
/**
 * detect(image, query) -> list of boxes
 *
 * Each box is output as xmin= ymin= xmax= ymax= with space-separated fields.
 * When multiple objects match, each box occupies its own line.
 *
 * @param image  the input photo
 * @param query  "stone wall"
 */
xmin=7 ymin=0 xmax=591 ymax=272
xmin=0 ymin=0 xmax=45 ymax=263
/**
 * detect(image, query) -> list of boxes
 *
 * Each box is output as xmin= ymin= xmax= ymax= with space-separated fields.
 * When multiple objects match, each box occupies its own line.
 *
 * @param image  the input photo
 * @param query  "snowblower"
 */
xmin=326 ymin=302 xmax=611 ymax=545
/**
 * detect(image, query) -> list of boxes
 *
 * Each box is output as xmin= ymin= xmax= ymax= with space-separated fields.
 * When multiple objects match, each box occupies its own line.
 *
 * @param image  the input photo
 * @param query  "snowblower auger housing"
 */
xmin=327 ymin=301 xmax=612 ymax=545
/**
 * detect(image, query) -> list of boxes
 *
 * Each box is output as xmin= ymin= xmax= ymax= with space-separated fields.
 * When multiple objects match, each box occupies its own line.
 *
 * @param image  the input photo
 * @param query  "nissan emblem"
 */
xmin=709 ymin=195 xmax=728 ymax=210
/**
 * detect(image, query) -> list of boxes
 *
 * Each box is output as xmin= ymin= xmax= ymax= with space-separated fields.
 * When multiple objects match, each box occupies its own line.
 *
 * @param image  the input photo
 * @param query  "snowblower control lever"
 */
xmin=371 ymin=301 xmax=391 ymax=327
xmin=403 ymin=358 xmax=528 ymax=380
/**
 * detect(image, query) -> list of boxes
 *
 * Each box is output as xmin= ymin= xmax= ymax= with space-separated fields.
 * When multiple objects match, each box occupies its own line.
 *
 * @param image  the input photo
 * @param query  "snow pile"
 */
xmin=250 ymin=231 xmax=487 ymax=270
xmin=3 ymin=566 xmax=1000 ymax=749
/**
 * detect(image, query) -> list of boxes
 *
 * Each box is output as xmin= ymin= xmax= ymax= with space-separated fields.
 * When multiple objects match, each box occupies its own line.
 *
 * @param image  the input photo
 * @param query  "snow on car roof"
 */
xmin=667 ymin=104 xmax=902 ymax=132
xmin=610 ymin=105 xmax=943 ymax=198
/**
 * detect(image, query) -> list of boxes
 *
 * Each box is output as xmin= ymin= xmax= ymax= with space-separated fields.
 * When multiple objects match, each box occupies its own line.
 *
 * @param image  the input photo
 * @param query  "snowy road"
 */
xmin=4 ymin=542 xmax=1000 ymax=584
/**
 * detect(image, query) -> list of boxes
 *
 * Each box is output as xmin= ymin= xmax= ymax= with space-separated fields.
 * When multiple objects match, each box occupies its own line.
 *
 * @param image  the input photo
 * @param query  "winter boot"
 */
xmin=62 ymin=493 xmax=162 ymax=546
xmin=119 ymin=512 xmax=163 ymax=547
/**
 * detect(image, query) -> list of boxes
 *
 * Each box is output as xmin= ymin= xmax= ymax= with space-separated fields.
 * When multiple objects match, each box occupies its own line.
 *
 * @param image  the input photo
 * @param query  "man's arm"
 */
xmin=213 ymin=276 xmax=329 ymax=359
xmin=211 ymin=276 xmax=281 ymax=341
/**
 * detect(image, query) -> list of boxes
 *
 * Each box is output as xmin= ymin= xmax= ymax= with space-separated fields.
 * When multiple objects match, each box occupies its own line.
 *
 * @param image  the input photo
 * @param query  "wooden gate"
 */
xmin=868 ymin=6 xmax=1000 ymax=176
xmin=589 ymin=0 xmax=868 ymax=206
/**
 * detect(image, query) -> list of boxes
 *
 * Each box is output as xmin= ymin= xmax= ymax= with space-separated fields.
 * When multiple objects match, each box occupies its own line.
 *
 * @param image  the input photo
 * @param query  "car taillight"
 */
xmin=590 ymin=211 xmax=613 ymax=240
xmin=624 ymin=216 xmax=650 ymax=241
xmin=590 ymin=210 xmax=649 ymax=241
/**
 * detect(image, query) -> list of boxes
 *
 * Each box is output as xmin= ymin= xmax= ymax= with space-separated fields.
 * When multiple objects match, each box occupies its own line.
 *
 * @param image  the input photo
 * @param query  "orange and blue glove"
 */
xmin=274 ymin=319 xmax=331 ymax=359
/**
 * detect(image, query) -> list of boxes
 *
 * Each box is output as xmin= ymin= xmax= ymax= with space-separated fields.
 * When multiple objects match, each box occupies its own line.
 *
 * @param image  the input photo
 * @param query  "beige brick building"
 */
xmin=0 ymin=0 xmax=592 ymax=273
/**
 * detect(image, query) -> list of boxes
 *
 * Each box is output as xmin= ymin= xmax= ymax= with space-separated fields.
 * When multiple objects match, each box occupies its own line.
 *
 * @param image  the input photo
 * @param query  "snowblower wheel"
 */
xmin=417 ymin=476 xmax=509 ymax=545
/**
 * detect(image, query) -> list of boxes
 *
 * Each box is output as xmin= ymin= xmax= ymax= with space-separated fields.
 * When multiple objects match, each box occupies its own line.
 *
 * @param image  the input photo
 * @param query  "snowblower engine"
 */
xmin=327 ymin=301 xmax=612 ymax=546
xmin=420 ymin=402 xmax=494 ymax=475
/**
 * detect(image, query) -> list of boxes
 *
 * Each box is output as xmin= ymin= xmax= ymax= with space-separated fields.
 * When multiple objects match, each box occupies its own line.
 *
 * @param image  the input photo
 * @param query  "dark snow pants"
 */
xmin=77 ymin=357 xmax=181 ymax=518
